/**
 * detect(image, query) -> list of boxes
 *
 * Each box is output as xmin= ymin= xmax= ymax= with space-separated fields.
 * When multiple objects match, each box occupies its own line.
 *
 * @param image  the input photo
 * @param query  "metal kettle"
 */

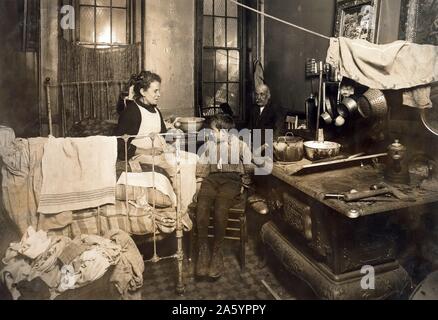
xmin=273 ymin=133 xmax=304 ymax=162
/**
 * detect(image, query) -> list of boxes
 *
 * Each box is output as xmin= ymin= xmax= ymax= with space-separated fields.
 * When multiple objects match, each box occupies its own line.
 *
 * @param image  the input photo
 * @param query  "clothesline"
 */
xmin=228 ymin=0 xmax=331 ymax=41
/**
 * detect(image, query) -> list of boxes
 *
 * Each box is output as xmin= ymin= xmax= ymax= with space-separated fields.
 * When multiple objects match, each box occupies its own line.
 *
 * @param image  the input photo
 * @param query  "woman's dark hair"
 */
xmin=119 ymin=73 xmax=138 ymax=97
xmin=127 ymin=73 xmax=138 ymax=87
xmin=133 ymin=71 xmax=162 ymax=98
xmin=210 ymin=114 xmax=236 ymax=130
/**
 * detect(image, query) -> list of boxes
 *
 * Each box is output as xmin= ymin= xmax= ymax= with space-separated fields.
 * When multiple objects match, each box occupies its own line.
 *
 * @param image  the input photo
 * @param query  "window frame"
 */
xmin=195 ymin=0 xmax=247 ymax=122
xmin=74 ymin=0 xmax=133 ymax=49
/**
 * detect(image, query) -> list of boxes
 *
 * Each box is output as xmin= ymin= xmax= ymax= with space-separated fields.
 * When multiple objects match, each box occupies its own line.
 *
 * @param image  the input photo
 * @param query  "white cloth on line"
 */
xmin=0 ymin=126 xmax=15 ymax=157
xmin=38 ymin=136 xmax=117 ymax=214
xmin=326 ymin=37 xmax=438 ymax=109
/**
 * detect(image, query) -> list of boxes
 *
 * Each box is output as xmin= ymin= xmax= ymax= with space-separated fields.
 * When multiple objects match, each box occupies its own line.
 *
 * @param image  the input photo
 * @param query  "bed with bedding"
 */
xmin=0 ymin=78 xmax=192 ymax=299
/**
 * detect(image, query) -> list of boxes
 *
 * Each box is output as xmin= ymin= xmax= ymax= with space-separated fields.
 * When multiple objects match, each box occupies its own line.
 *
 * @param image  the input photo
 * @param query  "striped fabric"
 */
xmin=39 ymin=187 xmax=116 ymax=209
xmin=46 ymin=201 xmax=182 ymax=237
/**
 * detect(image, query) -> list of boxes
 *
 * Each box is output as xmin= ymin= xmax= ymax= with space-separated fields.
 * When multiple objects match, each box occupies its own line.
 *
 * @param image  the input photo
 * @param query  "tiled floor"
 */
xmin=140 ymin=237 xmax=316 ymax=300
xmin=0 ymin=207 xmax=317 ymax=300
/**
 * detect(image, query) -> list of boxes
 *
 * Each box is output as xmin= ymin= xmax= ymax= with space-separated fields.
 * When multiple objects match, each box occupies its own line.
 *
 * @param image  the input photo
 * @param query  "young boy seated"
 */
xmin=194 ymin=114 xmax=255 ymax=279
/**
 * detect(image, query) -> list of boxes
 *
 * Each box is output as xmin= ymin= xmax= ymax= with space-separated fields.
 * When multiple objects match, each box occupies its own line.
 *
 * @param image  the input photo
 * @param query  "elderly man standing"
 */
xmin=248 ymin=84 xmax=283 ymax=140
xmin=247 ymin=84 xmax=284 ymax=215
xmin=246 ymin=84 xmax=283 ymax=266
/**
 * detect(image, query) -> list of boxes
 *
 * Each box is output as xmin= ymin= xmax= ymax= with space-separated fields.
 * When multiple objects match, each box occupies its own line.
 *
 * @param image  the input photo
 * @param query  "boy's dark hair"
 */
xmin=210 ymin=114 xmax=236 ymax=130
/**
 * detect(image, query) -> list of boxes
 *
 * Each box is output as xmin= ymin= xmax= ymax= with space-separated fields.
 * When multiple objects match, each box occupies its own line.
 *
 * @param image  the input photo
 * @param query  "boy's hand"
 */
xmin=253 ymin=143 xmax=268 ymax=156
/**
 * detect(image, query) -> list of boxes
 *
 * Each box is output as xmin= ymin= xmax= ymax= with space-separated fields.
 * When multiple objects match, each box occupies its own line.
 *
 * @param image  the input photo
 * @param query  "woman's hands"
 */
xmin=135 ymin=147 xmax=164 ymax=156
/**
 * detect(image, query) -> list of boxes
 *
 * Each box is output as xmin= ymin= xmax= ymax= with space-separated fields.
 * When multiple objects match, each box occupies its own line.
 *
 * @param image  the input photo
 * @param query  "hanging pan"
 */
xmin=357 ymin=89 xmax=388 ymax=119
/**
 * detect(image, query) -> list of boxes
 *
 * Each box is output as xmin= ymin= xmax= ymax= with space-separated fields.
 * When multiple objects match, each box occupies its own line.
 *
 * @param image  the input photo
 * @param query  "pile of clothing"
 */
xmin=0 ymin=227 xmax=144 ymax=300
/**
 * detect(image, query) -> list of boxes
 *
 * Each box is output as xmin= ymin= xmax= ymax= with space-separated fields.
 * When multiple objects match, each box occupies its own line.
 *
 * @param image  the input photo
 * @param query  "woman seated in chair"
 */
xmin=194 ymin=114 xmax=255 ymax=280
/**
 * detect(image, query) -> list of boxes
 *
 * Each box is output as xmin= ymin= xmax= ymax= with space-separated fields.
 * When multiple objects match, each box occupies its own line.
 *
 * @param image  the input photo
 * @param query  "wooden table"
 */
xmin=260 ymin=162 xmax=438 ymax=299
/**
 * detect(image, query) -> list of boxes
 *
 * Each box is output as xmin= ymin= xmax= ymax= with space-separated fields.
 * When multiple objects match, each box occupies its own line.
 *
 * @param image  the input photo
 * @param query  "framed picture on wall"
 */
xmin=334 ymin=0 xmax=381 ymax=43
xmin=399 ymin=0 xmax=438 ymax=45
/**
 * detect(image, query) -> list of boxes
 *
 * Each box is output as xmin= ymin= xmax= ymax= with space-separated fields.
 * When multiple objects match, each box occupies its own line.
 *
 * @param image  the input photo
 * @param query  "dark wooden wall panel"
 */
xmin=264 ymin=0 xmax=336 ymax=115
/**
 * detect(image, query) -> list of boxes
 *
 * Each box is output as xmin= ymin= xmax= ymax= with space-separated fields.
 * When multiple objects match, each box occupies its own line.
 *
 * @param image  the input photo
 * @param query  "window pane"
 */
xmin=112 ymin=8 xmax=127 ymax=43
xmin=203 ymin=84 xmax=215 ymax=108
xmin=96 ymin=0 xmax=110 ymax=6
xmin=214 ymin=0 xmax=226 ymax=16
xmin=227 ymin=18 xmax=238 ymax=47
xmin=215 ymin=83 xmax=227 ymax=105
xmin=214 ymin=17 xmax=226 ymax=47
xmin=80 ymin=0 xmax=94 ymax=5
xmin=228 ymin=50 xmax=239 ymax=82
xmin=112 ymin=0 xmax=126 ymax=7
xmin=227 ymin=2 xmax=238 ymax=17
xmin=215 ymin=50 xmax=227 ymax=82
xmin=202 ymin=50 xmax=215 ymax=82
xmin=96 ymin=7 xmax=111 ymax=43
xmin=80 ymin=7 xmax=95 ymax=43
xmin=203 ymin=0 xmax=212 ymax=15
xmin=203 ymin=17 xmax=213 ymax=46
xmin=228 ymin=83 xmax=240 ymax=114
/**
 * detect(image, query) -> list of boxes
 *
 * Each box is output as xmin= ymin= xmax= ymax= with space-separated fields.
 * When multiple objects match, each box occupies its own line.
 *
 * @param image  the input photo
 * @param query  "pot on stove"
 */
xmin=273 ymin=133 xmax=304 ymax=162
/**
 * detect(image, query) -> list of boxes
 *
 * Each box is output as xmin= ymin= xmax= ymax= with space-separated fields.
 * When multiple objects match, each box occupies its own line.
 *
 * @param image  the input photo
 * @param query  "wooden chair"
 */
xmin=187 ymin=188 xmax=248 ymax=272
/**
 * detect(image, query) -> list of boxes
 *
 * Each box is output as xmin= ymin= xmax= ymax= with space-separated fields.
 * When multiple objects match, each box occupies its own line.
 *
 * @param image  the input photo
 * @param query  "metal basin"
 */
xmin=174 ymin=117 xmax=205 ymax=132
xmin=304 ymin=141 xmax=341 ymax=161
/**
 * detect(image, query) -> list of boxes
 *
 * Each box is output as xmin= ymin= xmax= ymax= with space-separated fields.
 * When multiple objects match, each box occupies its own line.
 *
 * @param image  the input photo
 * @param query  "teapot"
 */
xmin=385 ymin=139 xmax=410 ymax=184
xmin=273 ymin=133 xmax=304 ymax=162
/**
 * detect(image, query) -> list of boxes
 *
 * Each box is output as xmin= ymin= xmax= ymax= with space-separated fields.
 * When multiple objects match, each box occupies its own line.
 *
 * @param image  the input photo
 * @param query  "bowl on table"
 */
xmin=303 ymin=140 xmax=341 ymax=161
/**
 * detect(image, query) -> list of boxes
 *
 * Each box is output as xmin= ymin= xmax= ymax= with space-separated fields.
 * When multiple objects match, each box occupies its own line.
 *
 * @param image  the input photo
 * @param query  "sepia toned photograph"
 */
xmin=0 ymin=0 xmax=438 ymax=305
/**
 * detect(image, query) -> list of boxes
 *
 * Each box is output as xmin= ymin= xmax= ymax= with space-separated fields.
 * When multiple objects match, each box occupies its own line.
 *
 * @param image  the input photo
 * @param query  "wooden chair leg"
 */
xmin=188 ymin=217 xmax=196 ymax=265
xmin=240 ymin=215 xmax=246 ymax=272
xmin=188 ymin=230 xmax=193 ymax=263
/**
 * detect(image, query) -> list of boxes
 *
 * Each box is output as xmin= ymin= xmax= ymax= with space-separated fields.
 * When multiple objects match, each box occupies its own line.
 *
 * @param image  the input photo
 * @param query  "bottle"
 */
xmin=305 ymin=94 xmax=317 ymax=130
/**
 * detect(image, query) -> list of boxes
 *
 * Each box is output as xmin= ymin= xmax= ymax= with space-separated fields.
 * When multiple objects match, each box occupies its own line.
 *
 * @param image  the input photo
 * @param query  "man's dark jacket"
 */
xmin=247 ymin=101 xmax=283 ymax=138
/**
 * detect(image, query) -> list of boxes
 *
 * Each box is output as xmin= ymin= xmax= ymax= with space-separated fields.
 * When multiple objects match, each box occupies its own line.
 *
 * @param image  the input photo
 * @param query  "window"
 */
xmin=77 ymin=0 xmax=130 ymax=48
xmin=196 ymin=0 xmax=245 ymax=120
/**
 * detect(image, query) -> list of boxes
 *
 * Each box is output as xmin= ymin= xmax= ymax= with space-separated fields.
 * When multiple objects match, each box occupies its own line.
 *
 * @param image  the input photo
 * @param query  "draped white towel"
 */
xmin=38 ymin=136 xmax=117 ymax=214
